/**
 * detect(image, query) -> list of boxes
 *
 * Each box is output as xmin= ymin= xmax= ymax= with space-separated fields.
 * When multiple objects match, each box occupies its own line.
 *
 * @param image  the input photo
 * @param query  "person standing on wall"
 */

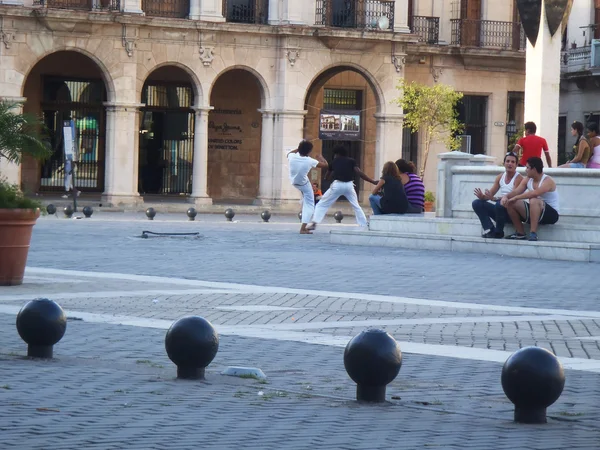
xmin=512 ymin=121 xmax=552 ymax=168
xmin=287 ymin=140 xmax=328 ymax=234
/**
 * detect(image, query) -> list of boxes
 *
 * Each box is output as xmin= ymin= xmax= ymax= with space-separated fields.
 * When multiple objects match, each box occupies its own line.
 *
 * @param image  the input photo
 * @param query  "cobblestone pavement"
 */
xmin=1 ymin=213 xmax=600 ymax=449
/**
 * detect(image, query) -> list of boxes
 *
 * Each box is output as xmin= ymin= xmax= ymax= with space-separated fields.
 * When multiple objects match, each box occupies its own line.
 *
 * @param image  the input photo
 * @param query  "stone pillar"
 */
xmin=102 ymin=102 xmax=143 ymax=207
xmin=0 ymin=97 xmax=26 ymax=185
xmin=123 ymin=0 xmax=143 ymax=13
xmin=524 ymin=1 xmax=561 ymax=166
xmin=374 ymin=114 xmax=404 ymax=178
xmin=192 ymin=0 xmax=225 ymax=21
xmin=190 ymin=106 xmax=212 ymax=205
xmin=436 ymin=151 xmax=473 ymax=218
xmin=470 ymin=154 xmax=497 ymax=166
xmin=393 ymin=0 xmax=411 ymax=33
xmin=256 ymin=109 xmax=275 ymax=204
xmin=270 ymin=110 xmax=307 ymax=206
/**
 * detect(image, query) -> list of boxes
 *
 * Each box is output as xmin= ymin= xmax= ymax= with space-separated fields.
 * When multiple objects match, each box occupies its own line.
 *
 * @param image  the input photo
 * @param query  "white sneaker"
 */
xmin=61 ymin=194 xmax=69 ymax=199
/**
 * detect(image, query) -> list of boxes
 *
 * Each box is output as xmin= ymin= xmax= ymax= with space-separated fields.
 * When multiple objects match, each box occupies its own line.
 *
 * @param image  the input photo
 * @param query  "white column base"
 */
xmin=101 ymin=193 xmax=142 ymax=208
xmin=190 ymin=196 xmax=213 ymax=206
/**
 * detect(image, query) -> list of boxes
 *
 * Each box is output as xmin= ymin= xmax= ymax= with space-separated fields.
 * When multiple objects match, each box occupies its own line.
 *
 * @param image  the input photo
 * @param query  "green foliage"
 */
xmin=0 ymin=180 xmax=42 ymax=210
xmin=0 ymin=101 xmax=51 ymax=165
xmin=424 ymin=191 xmax=435 ymax=203
xmin=508 ymin=126 xmax=525 ymax=151
xmin=396 ymin=81 xmax=464 ymax=177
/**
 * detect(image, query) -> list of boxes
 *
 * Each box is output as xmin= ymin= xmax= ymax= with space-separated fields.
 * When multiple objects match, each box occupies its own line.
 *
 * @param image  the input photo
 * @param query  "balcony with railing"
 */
xmin=450 ymin=19 xmax=526 ymax=51
xmin=315 ymin=0 xmax=395 ymax=31
xmin=141 ymin=0 xmax=189 ymax=18
xmin=33 ymin=0 xmax=120 ymax=11
xmin=561 ymin=46 xmax=592 ymax=74
xmin=223 ymin=0 xmax=269 ymax=24
xmin=411 ymin=16 xmax=439 ymax=44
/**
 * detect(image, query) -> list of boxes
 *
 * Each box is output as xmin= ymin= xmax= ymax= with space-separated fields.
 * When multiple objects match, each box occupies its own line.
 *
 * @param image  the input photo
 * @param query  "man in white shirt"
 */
xmin=287 ymin=140 xmax=328 ymax=234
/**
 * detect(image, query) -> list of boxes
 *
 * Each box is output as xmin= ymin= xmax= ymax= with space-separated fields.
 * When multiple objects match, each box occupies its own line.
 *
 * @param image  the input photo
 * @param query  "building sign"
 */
xmin=319 ymin=109 xmax=361 ymax=141
xmin=208 ymin=108 xmax=244 ymax=150
xmin=63 ymin=120 xmax=78 ymax=161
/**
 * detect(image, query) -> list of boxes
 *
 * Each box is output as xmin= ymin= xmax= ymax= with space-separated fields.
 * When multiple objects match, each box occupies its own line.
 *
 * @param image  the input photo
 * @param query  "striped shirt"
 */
xmin=405 ymin=173 xmax=425 ymax=210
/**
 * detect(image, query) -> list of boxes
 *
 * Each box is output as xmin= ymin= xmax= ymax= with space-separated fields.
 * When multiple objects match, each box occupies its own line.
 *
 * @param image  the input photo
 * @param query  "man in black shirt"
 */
xmin=307 ymin=145 xmax=377 ymax=230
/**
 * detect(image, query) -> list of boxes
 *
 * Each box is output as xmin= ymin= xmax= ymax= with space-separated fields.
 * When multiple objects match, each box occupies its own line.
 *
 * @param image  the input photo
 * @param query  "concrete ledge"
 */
xmin=330 ymin=230 xmax=600 ymax=263
xmin=368 ymin=216 xmax=600 ymax=244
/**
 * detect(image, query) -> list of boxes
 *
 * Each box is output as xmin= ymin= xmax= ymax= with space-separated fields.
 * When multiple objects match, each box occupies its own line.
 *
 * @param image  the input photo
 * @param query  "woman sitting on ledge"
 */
xmin=559 ymin=121 xmax=591 ymax=169
xmin=369 ymin=161 xmax=422 ymax=215
xmin=587 ymin=122 xmax=600 ymax=169
xmin=395 ymin=158 xmax=425 ymax=212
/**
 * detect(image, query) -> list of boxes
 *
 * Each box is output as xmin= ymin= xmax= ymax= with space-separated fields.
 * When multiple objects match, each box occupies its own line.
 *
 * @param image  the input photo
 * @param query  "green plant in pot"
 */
xmin=424 ymin=191 xmax=436 ymax=213
xmin=0 ymin=101 xmax=51 ymax=286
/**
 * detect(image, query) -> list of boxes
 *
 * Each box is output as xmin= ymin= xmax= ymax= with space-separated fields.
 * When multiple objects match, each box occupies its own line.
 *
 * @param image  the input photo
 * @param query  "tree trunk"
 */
xmin=419 ymin=138 xmax=431 ymax=179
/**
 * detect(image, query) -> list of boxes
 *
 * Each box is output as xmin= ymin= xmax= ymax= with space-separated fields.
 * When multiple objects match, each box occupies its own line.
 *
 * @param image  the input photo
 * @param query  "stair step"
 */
xmin=330 ymin=230 xmax=600 ymax=263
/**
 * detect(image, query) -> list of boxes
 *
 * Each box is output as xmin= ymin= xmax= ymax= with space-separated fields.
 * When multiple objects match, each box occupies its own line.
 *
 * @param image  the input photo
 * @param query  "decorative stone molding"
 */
xmin=431 ymin=67 xmax=443 ymax=83
xmin=121 ymin=24 xmax=136 ymax=58
xmin=103 ymin=102 xmax=145 ymax=113
xmin=286 ymin=49 xmax=300 ymax=67
xmin=392 ymin=55 xmax=405 ymax=73
xmin=199 ymin=46 xmax=215 ymax=67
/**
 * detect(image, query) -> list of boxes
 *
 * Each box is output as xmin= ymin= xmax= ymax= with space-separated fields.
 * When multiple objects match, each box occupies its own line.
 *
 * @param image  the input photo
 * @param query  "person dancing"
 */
xmin=287 ymin=140 xmax=328 ymax=234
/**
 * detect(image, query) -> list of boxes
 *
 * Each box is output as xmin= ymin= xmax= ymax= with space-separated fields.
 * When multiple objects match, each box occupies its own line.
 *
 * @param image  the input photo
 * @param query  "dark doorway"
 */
xmin=558 ymin=116 xmax=567 ymax=166
xmin=456 ymin=95 xmax=488 ymax=154
xmin=402 ymin=127 xmax=419 ymax=168
xmin=139 ymin=83 xmax=194 ymax=195
xmin=460 ymin=0 xmax=481 ymax=46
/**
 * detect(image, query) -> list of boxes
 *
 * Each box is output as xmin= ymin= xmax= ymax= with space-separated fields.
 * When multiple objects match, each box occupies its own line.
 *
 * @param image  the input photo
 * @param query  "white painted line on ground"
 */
xmin=25 ymin=267 xmax=600 ymax=319
xmin=215 ymin=306 xmax=309 ymax=312
xmin=1 ymin=304 xmax=599 ymax=374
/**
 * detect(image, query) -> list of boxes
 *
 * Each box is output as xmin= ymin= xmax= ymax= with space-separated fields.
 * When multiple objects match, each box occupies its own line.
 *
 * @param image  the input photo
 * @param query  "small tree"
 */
xmin=395 ymin=81 xmax=464 ymax=178
xmin=0 ymin=101 xmax=50 ymax=165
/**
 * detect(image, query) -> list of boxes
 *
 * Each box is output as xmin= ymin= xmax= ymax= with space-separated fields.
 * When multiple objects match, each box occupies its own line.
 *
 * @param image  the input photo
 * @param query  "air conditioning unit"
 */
xmin=591 ymin=39 xmax=600 ymax=68
xmin=457 ymin=135 xmax=472 ymax=154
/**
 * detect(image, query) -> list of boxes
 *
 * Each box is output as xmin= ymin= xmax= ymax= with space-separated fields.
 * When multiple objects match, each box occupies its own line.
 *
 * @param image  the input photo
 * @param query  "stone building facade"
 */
xmin=0 ymin=0 xmax=526 ymax=206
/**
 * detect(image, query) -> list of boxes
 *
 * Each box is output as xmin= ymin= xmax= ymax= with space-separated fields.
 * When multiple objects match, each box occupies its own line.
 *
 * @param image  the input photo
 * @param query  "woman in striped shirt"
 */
xmin=395 ymin=159 xmax=425 ymax=212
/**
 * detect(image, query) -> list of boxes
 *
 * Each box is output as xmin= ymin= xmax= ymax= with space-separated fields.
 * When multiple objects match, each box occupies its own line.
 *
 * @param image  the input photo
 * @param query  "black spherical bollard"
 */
xmin=261 ymin=210 xmax=271 ymax=222
xmin=46 ymin=204 xmax=56 ymax=215
xmin=334 ymin=211 xmax=344 ymax=223
xmin=187 ymin=207 xmax=197 ymax=221
xmin=501 ymin=346 xmax=565 ymax=424
xmin=298 ymin=211 xmax=302 ymax=222
xmin=16 ymin=299 xmax=67 ymax=359
xmin=224 ymin=208 xmax=235 ymax=222
xmin=63 ymin=205 xmax=73 ymax=218
xmin=165 ymin=316 xmax=219 ymax=380
xmin=146 ymin=207 xmax=156 ymax=220
xmin=82 ymin=206 xmax=93 ymax=218
xmin=344 ymin=329 xmax=402 ymax=403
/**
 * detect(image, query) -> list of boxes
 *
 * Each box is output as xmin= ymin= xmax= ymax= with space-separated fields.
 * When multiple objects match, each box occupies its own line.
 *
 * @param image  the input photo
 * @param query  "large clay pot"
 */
xmin=0 ymin=209 xmax=40 ymax=286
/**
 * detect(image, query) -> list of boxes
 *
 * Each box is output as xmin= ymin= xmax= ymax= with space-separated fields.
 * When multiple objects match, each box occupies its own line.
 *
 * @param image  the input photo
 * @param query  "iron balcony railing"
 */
xmin=411 ymin=15 xmax=439 ymax=44
xmin=223 ymin=0 xmax=269 ymax=24
xmin=142 ymin=0 xmax=190 ymax=18
xmin=33 ymin=0 xmax=120 ymax=10
xmin=315 ymin=0 xmax=395 ymax=31
xmin=561 ymin=46 xmax=592 ymax=73
xmin=450 ymin=19 xmax=526 ymax=51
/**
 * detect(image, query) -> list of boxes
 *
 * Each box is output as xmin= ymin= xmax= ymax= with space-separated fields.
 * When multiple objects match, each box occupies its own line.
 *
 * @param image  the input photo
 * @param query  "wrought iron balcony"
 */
xmin=411 ymin=15 xmax=439 ymax=44
xmin=33 ymin=0 xmax=120 ymax=10
xmin=561 ymin=46 xmax=592 ymax=74
xmin=315 ymin=0 xmax=395 ymax=31
xmin=142 ymin=0 xmax=190 ymax=18
xmin=450 ymin=19 xmax=526 ymax=51
xmin=223 ymin=0 xmax=269 ymax=24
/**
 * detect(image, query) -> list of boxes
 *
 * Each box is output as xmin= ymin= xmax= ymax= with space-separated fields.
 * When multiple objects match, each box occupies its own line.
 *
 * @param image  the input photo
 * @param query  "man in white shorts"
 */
xmin=287 ymin=140 xmax=328 ymax=234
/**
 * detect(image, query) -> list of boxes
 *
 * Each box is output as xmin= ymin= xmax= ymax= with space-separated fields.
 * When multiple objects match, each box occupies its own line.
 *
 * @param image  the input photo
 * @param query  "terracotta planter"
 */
xmin=424 ymin=201 xmax=434 ymax=213
xmin=0 ymin=209 xmax=40 ymax=286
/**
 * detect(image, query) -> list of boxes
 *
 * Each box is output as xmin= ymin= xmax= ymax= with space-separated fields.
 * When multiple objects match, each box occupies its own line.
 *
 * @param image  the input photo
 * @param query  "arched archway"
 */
xmin=138 ymin=66 xmax=197 ymax=195
xmin=208 ymin=69 xmax=264 ymax=201
xmin=303 ymin=65 xmax=384 ymax=201
xmin=22 ymin=51 xmax=111 ymax=194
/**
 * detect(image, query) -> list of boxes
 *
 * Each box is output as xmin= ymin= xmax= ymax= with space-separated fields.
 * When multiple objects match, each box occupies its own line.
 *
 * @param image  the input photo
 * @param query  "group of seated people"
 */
xmin=559 ymin=121 xmax=600 ymax=169
xmin=369 ymin=159 xmax=426 ymax=215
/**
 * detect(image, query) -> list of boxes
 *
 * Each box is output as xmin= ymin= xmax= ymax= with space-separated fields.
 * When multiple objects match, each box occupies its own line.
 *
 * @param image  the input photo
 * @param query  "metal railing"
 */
xmin=315 ymin=0 xmax=395 ymax=31
xmin=450 ymin=19 xmax=526 ymax=51
xmin=561 ymin=46 xmax=592 ymax=73
xmin=142 ymin=0 xmax=190 ymax=18
xmin=33 ymin=0 xmax=120 ymax=10
xmin=223 ymin=0 xmax=269 ymax=24
xmin=411 ymin=15 xmax=439 ymax=44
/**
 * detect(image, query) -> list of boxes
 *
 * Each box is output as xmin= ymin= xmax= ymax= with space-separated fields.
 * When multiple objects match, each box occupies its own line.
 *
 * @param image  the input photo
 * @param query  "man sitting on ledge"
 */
xmin=500 ymin=157 xmax=560 ymax=242
xmin=472 ymin=151 xmax=522 ymax=238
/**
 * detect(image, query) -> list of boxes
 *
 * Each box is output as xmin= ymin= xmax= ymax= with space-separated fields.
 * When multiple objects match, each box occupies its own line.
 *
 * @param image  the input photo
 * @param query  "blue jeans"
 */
xmin=472 ymin=199 xmax=509 ymax=233
xmin=369 ymin=194 xmax=383 ymax=215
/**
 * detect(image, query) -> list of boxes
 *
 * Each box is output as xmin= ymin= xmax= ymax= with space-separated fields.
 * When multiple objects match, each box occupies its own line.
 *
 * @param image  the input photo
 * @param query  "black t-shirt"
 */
xmin=380 ymin=175 xmax=409 ymax=214
xmin=330 ymin=156 xmax=356 ymax=182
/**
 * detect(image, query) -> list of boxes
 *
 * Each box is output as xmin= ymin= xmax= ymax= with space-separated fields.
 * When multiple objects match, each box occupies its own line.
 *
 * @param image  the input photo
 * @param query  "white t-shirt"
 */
xmin=287 ymin=152 xmax=318 ymax=186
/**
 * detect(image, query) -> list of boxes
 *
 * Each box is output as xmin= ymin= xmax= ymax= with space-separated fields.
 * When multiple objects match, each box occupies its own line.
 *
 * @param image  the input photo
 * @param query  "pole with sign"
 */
xmin=63 ymin=120 xmax=79 ymax=212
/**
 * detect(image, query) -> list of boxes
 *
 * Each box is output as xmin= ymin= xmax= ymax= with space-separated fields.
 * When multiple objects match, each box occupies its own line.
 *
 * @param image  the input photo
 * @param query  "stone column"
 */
xmin=374 ymin=114 xmax=404 ymax=178
xmin=524 ymin=1 xmax=562 ymax=166
xmin=0 ymin=97 xmax=26 ymax=185
xmin=436 ymin=151 xmax=473 ymax=218
xmin=122 ymin=0 xmax=143 ymax=13
xmin=190 ymin=106 xmax=213 ymax=205
xmin=256 ymin=109 xmax=275 ymax=205
xmin=270 ymin=110 xmax=307 ymax=206
xmin=393 ymin=0 xmax=411 ymax=33
xmin=102 ymin=102 xmax=143 ymax=207
xmin=191 ymin=0 xmax=225 ymax=21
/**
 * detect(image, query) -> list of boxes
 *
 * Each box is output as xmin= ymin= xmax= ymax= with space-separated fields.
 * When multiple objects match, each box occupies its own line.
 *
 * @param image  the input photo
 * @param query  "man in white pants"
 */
xmin=287 ymin=140 xmax=328 ymax=234
xmin=307 ymin=145 xmax=377 ymax=230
